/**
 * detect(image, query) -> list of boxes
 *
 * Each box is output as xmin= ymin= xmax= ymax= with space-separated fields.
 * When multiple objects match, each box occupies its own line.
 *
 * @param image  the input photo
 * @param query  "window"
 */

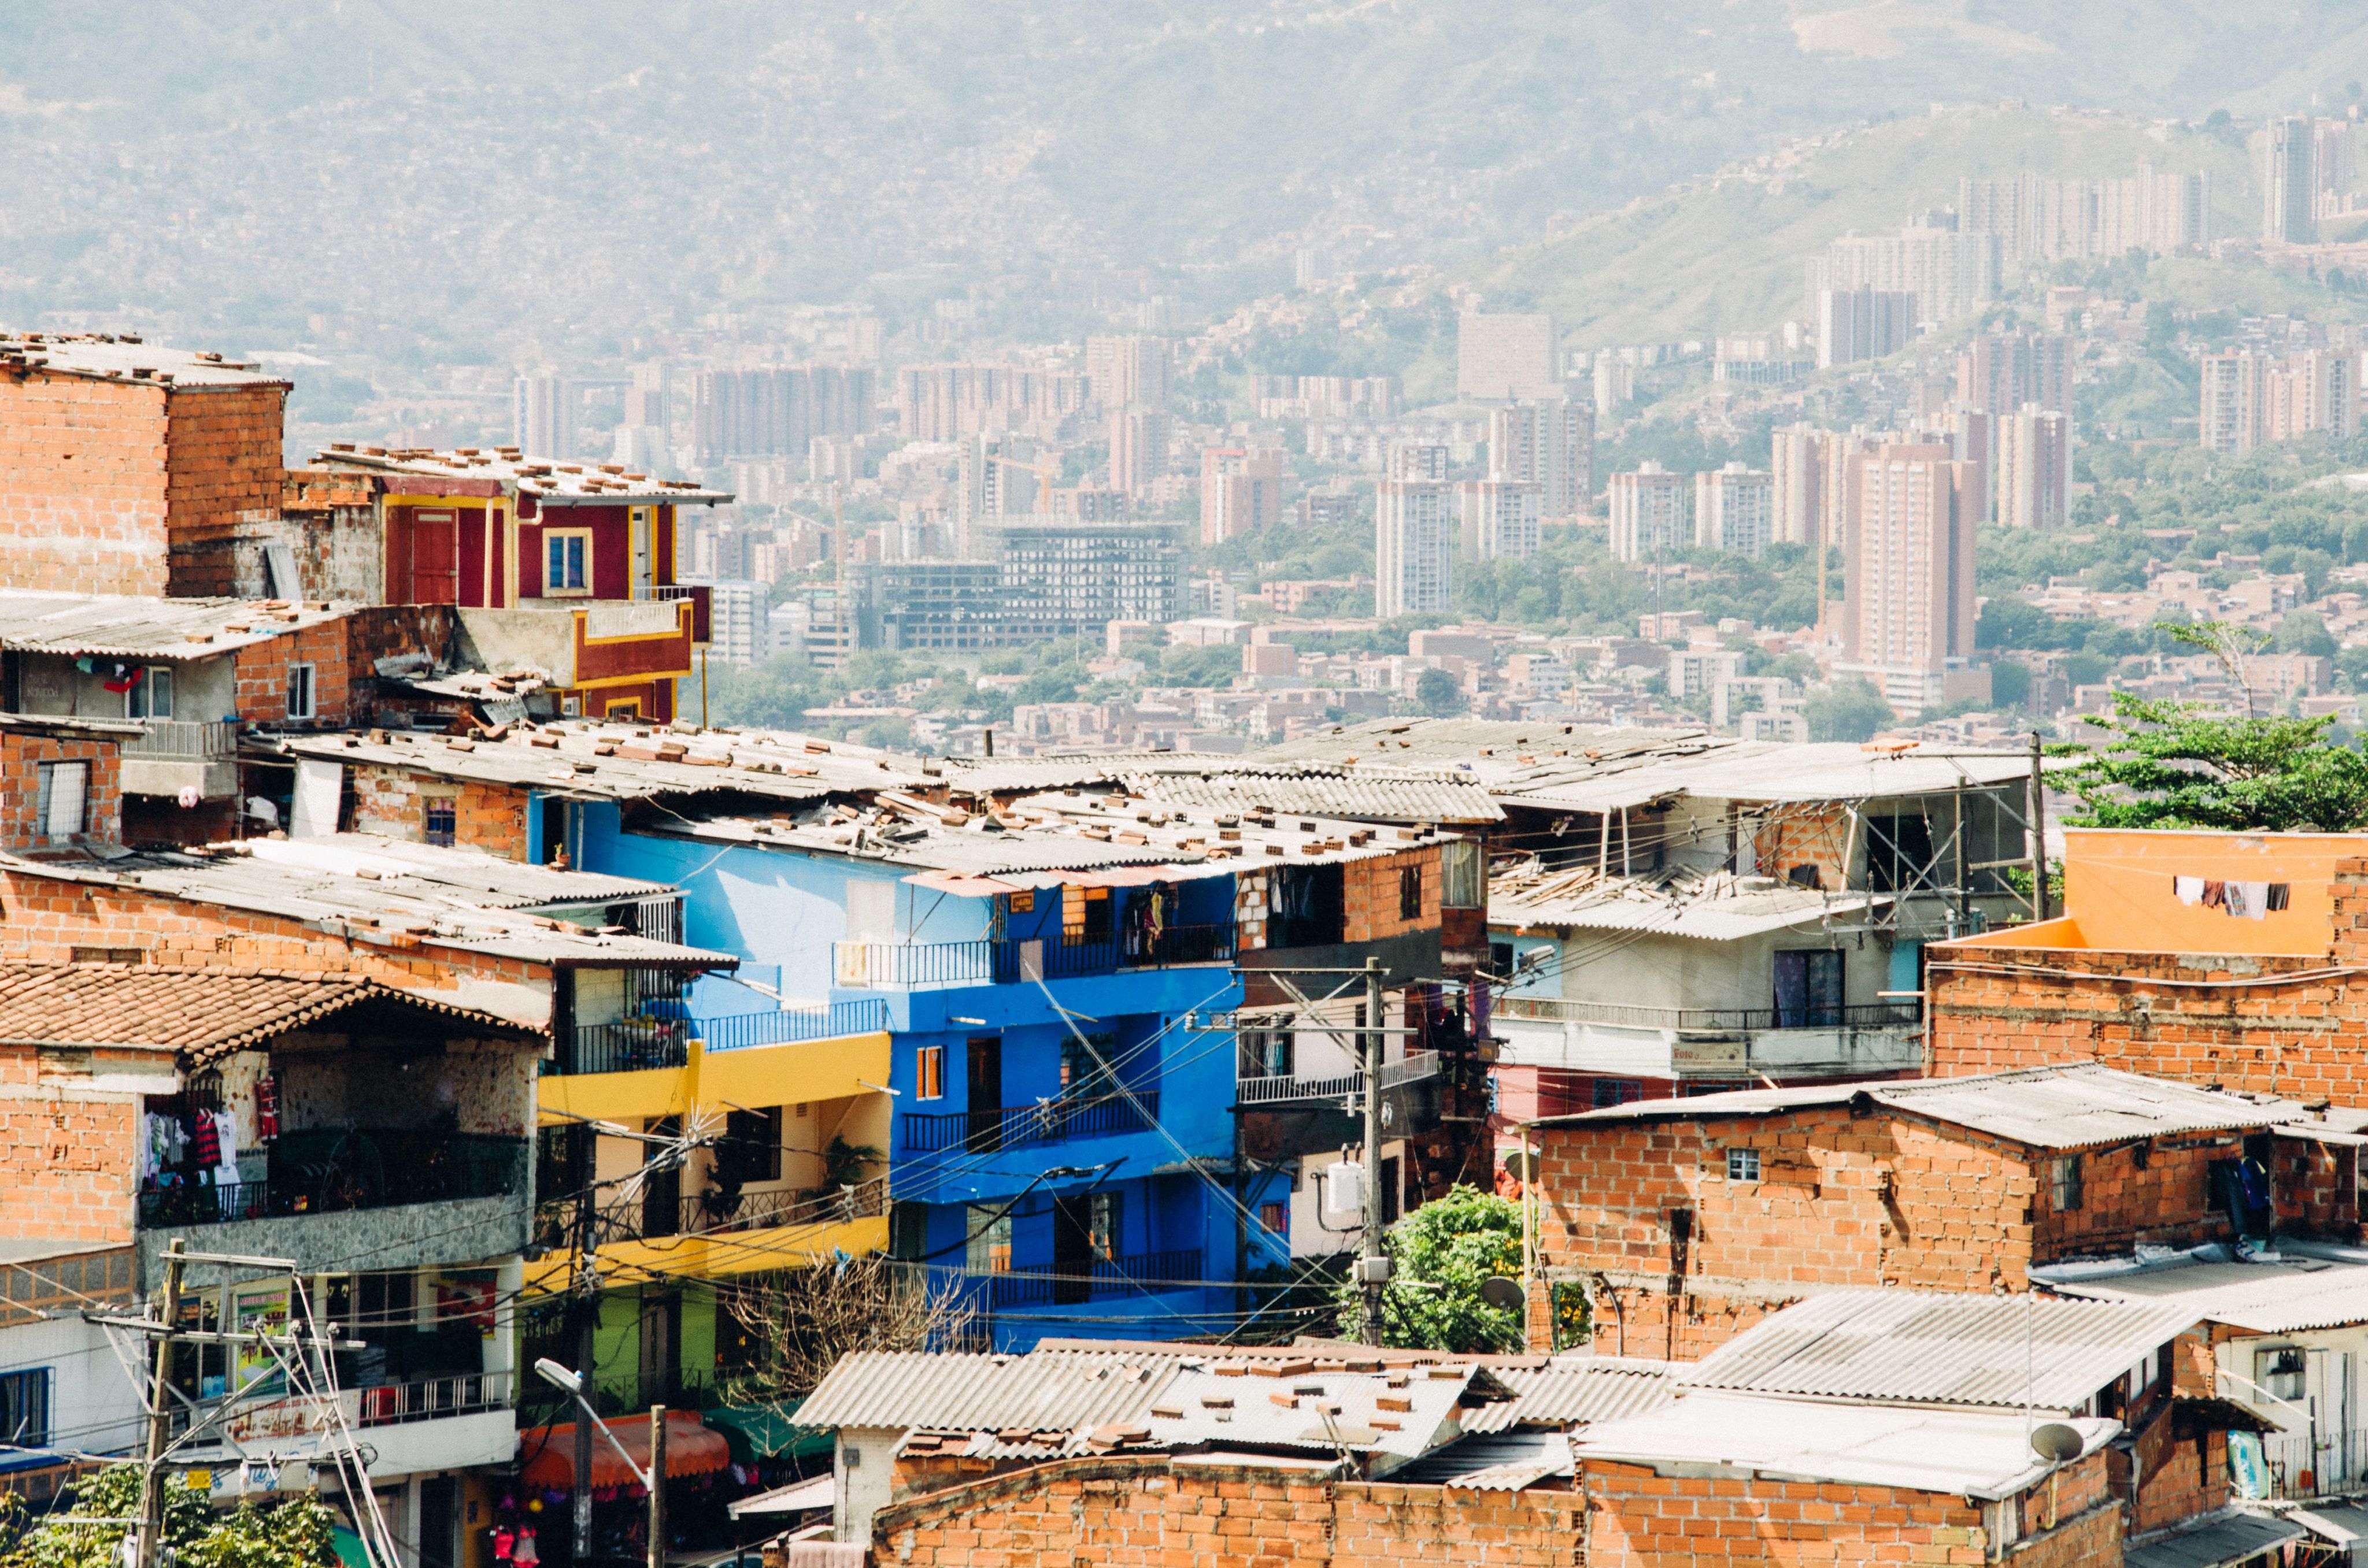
xmin=1088 ymin=1190 xmax=1120 ymax=1261
xmin=1772 ymin=950 xmax=1845 ymax=1028
xmin=127 ymin=666 xmax=173 ymax=721
xmin=1398 ymin=863 xmax=1422 ymax=921
xmin=2051 ymin=1154 xmax=2084 ymax=1213
xmin=286 ymin=663 xmax=317 ymax=721
xmin=723 ymin=1107 xmax=784 ymax=1185
xmin=35 ymin=762 xmax=86 ymax=841
xmin=544 ymin=530 xmax=591 ymax=595
xmin=1060 ymin=1033 xmax=1118 ymax=1098
xmin=0 ymin=1369 xmax=50 ymax=1447
xmin=1592 ymin=1078 xmax=1644 ymax=1109
xmin=1439 ymin=839 xmax=1483 ymax=909
xmin=915 ymin=1045 xmax=945 ymax=1100
xmin=2257 ymin=1347 xmax=2306 ymax=1403
xmin=965 ymin=1204 xmax=1012 ymax=1275
xmin=70 ymin=946 xmax=144 ymax=966
xmin=1008 ymin=888 xmax=1035 ymax=914
xmin=423 ymin=798 xmax=457 ymax=847
xmin=1240 ymin=1028 xmax=1292 ymax=1080
xmin=604 ymin=699 xmax=641 ymax=718
xmin=1257 ymin=1201 xmax=1288 ymax=1235
xmin=1726 ymin=1148 xmax=1761 ymax=1183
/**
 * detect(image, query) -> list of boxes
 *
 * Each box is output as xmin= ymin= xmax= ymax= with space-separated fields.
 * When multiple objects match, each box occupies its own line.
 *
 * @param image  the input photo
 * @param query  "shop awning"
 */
xmin=518 ymin=1411 xmax=732 ymax=1492
xmin=704 ymin=1400 xmax=832 ymax=1465
xmin=728 ymin=1474 xmax=832 ymax=1519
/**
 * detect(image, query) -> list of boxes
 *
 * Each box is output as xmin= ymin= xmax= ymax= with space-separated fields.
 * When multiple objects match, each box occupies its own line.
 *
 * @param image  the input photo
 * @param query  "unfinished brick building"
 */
xmin=1930 ymin=828 xmax=2368 ymax=1105
xmin=0 ymin=335 xmax=292 ymax=599
xmin=1520 ymin=1063 xmax=2293 ymax=1359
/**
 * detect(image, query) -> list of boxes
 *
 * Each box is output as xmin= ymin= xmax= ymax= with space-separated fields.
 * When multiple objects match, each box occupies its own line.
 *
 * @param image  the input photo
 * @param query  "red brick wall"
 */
xmin=1528 ymin=1106 xmax=2240 ymax=1356
xmin=0 ymin=872 xmax=550 ymax=1017
xmin=1346 ymin=847 xmax=1440 ymax=945
xmin=1581 ymin=1450 xmax=2117 ymax=1566
xmin=1752 ymin=804 xmax=1852 ymax=892
xmin=2129 ymin=1400 xmax=2229 ymax=1536
xmin=0 ymin=734 xmax=123 ymax=851
xmin=349 ymin=766 xmax=530 ymax=861
xmin=232 ymin=622 xmax=352 ymax=727
xmin=1929 ymin=859 xmax=2368 ymax=1103
xmin=870 ymin=1455 xmax=1580 ymax=1567
xmin=0 ymin=373 xmax=174 ymax=596
xmin=161 ymin=385 xmax=290 ymax=598
xmin=0 ymin=1046 xmax=157 ymax=1245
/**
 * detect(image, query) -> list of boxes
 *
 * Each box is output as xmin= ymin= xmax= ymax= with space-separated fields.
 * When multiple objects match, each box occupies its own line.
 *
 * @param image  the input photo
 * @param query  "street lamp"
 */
xmin=535 ymin=1359 xmax=668 ymax=1568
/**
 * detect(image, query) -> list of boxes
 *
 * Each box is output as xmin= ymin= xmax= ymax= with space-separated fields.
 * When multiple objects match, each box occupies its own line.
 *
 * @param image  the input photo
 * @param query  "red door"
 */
xmin=409 ymin=511 xmax=458 ymax=605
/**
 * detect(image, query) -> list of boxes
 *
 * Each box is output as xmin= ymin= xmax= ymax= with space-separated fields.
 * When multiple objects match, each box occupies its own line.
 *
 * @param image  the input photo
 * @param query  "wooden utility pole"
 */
xmin=648 ymin=1404 xmax=667 ymax=1568
xmin=1358 ymin=956 xmax=1389 ymax=1345
xmin=2027 ymin=732 xmax=2050 ymax=922
xmin=135 ymin=1239 xmax=187 ymax=1568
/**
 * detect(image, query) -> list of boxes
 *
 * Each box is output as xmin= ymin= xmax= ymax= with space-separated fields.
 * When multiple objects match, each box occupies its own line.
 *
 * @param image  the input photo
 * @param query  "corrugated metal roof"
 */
xmin=313 ymin=446 xmax=730 ymax=505
xmin=793 ymin=1350 xmax=1179 ymax=1433
xmin=0 ymin=835 xmax=729 ymax=975
xmin=0 ymin=591 xmax=352 ymax=659
xmin=1548 ymin=1064 xmax=2292 ymax=1151
xmin=1490 ymin=865 xmax=1889 ymax=940
xmin=279 ymin=720 xmax=924 ymax=805
xmin=1573 ymin=1393 xmax=2119 ymax=1500
xmin=2125 ymin=1512 xmax=2306 ymax=1568
xmin=1464 ymin=1359 xmax=1681 ymax=1431
xmin=241 ymin=834 xmax=670 ymax=907
xmin=1126 ymin=771 xmax=1503 ymax=825
xmin=1140 ymin=1364 xmax=1488 ymax=1460
xmin=0 ymin=336 xmax=287 ymax=388
xmin=1682 ymin=1289 xmax=2199 ymax=1410
xmin=1383 ymin=1429 xmax=1571 ymax=1489
xmin=2045 ymin=1251 xmax=2368 ymax=1335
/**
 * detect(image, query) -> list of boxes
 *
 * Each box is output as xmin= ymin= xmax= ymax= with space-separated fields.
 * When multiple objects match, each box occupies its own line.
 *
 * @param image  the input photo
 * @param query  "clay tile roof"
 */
xmin=0 ymin=963 xmax=534 ymax=1065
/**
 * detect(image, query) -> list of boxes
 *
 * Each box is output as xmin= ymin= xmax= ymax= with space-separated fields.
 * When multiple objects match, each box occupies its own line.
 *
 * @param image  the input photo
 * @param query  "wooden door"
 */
xmin=409 ymin=510 xmax=459 ymax=605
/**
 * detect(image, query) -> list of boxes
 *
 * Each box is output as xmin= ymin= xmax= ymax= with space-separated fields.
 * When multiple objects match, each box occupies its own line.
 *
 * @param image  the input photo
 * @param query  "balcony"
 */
xmin=971 ymin=1248 xmax=1206 ymax=1309
xmin=136 ymin=1130 xmax=528 ymax=1228
xmin=546 ymin=1000 xmax=891 ymax=1078
xmin=901 ymin=1091 xmax=1160 ymax=1153
xmin=1494 ymin=997 xmax=1924 ymax=1032
xmin=356 ymin=1369 xmax=515 ymax=1429
xmin=834 ymin=925 xmax=1237 ymax=990
xmin=632 ymin=582 xmax=713 ymax=644
xmin=1493 ymin=995 xmax=1925 ymax=1081
xmin=120 ymin=719 xmax=239 ymax=799
xmin=543 ymin=1177 xmax=892 ymax=1250
xmin=1237 ymin=1049 xmax=1440 ymax=1107
xmin=700 ymin=999 xmax=889 ymax=1051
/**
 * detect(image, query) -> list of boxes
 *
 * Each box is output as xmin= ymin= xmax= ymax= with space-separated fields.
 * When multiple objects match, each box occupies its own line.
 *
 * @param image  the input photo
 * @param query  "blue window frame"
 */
xmin=0 ymin=1368 xmax=50 ymax=1447
xmin=545 ymin=532 xmax=589 ymax=593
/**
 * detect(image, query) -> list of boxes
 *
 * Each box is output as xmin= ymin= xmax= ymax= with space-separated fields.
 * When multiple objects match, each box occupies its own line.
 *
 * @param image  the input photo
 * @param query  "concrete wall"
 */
xmin=138 ymin=1193 xmax=530 ymax=1290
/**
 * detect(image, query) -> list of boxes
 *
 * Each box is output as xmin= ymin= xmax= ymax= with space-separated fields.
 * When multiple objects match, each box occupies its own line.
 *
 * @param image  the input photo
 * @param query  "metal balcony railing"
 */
xmin=2263 ymin=1426 xmax=2368 ymax=1500
xmin=699 ymin=998 xmax=890 ymax=1051
xmin=631 ymin=582 xmax=712 ymax=644
xmin=553 ymin=1016 xmax=692 ymax=1076
xmin=901 ymin=1091 xmax=1160 ymax=1154
xmin=976 ymin=1248 xmax=1207 ymax=1308
xmin=541 ymin=1177 xmax=890 ymax=1250
xmin=122 ymin=718 xmax=239 ymax=759
xmin=137 ymin=1130 xmax=528 ymax=1228
xmin=1237 ymin=1050 xmax=1441 ymax=1106
xmin=834 ymin=925 xmax=1237 ymax=989
xmin=1493 ymin=996 xmax=1925 ymax=1033
xmin=355 ymin=1369 xmax=515 ymax=1428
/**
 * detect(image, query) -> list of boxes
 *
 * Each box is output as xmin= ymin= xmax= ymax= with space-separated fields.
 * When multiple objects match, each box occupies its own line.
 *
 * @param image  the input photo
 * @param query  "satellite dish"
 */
xmin=1501 ymin=1150 xmax=1541 ymax=1182
xmin=1479 ymin=1276 xmax=1525 ymax=1311
xmin=2030 ymin=1423 xmax=2085 ymax=1464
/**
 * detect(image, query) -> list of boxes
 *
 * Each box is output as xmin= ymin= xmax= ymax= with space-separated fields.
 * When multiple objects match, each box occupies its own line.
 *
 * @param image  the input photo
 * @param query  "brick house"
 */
xmin=304 ymin=447 xmax=734 ymax=722
xmin=0 ymin=713 xmax=136 ymax=854
xmin=0 ymin=335 xmax=295 ymax=599
xmin=0 ymin=592 xmax=359 ymax=843
xmin=1931 ymin=828 xmax=2368 ymax=1104
xmin=1519 ymin=1063 xmax=2295 ymax=1359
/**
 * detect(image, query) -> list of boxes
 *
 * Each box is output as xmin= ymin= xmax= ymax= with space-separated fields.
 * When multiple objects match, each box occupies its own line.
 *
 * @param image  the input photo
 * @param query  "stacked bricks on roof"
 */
xmin=1579 ymin=1447 xmax=2116 ymax=1567
xmin=870 ymin=1453 xmax=1582 ymax=1568
xmin=1525 ymin=1106 xmax=2245 ymax=1358
xmin=0 ymin=871 xmax=552 ymax=1015
xmin=348 ymin=766 xmax=530 ymax=861
xmin=1928 ymin=857 xmax=2368 ymax=1103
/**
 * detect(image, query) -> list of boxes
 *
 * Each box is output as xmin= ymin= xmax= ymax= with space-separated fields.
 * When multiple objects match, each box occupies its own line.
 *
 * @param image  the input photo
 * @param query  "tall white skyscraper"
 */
xmin=1838 ymin=442 xmax=1980 ymax=710
xmin=513 ymin=373 xmax=576 ymax=459
xmin=1993 ymin=405 xmax=2073 ymax=531
xmin=1375 ymin=480 xmax=1455 ymax=616
xmin=1768 ymin=424 xmax=1824 ymax=548
xmin=1457 ymin=312 xmax=1561 ymax=402
xmin=1694 ymin=462 xmax=1774 ymax=558
xmin=1489 ymin=399 xmax=1594 ymax=517
xmin=1458 ymin=479 xmax=1542 ymax=562
xmin=2267 ymin=116 xmax=2319 ymax=243
xmin=1606 ymin=462 xmax=1690 ymax=562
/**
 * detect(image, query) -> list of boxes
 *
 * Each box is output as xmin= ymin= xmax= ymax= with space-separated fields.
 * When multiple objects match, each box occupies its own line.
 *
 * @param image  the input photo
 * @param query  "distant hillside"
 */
xmin=1470 ymin=108 xmax=2273 ymax=346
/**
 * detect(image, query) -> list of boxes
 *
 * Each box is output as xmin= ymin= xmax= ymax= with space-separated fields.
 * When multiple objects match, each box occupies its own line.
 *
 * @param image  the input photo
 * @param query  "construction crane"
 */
xmin=987 ymin=451 xmax=1059 ymax=513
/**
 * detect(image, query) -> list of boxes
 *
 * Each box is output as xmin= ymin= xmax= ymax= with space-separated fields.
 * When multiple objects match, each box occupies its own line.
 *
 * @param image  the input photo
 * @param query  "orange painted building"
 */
xmin=1930 ymin=828 xmax=2368 ymax=1099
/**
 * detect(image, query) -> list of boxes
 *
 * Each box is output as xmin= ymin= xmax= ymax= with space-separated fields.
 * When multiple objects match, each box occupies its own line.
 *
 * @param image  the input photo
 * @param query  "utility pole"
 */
xmin=572 ymin=1125 xmax=600 ymax=1568
xmin=1357 ymin=955 xmax=1389 ymax=1345
xmin=648 ymin=1404 xmax=667 ymax=1568
xmin=135 ymin=1238 xmax=187 ymax=1568
xmin=2027 ymin=731 xmax=2051 ymax=923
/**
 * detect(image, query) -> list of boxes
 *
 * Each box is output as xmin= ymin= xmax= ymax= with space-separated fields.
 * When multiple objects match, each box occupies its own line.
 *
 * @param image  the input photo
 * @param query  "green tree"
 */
xmin=2063 ymin=696 xmax=2368 ymax=831
xmin=1331 ymin=1185 xmax=1523 ymax=1353
xmin=1413 ymin=668 xmax=1466 ymax=717
xmin=5 ymin=1465 xmax=340 ymax=1568
xmin=2277 ymin=610 xmax=2338 ymax=658
xmin=1804 ymin=677 xmax=1895 ymax=743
